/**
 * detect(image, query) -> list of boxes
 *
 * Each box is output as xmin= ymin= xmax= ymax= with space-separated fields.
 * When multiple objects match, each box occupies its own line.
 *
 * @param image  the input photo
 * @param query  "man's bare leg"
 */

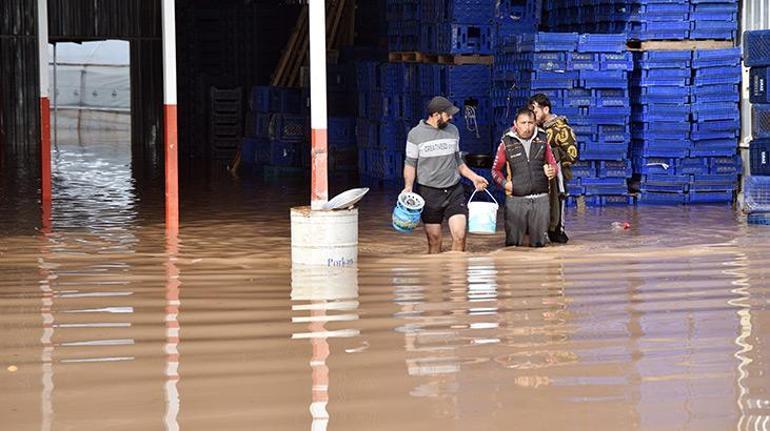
xmin=424 ymin=223 xmax=443 ymax=254
xmin=448 ymin=214 xmax=467 ymax=252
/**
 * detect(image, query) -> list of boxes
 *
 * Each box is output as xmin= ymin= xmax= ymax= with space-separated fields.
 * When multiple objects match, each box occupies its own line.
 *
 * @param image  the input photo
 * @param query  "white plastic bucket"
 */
xmin=467 ymin=189 xmax=499 ymax=234
xmin=291 ymin=207 xmax=358 ymax=267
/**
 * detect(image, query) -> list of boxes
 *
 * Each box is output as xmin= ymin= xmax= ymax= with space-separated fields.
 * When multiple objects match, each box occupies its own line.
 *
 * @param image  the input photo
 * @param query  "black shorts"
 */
xmin=416 ymin=183 xmax=468 ymax=225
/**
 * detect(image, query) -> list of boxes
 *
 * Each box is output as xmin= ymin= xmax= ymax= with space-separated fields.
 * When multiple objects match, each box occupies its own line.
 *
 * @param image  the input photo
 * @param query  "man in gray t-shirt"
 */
xmin=402 ymin=96 xmax=489 ymax=254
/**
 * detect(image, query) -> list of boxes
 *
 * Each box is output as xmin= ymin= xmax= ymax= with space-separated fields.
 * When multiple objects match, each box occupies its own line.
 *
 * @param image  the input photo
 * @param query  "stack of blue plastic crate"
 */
xmin=689 ymin=0 xmax=738 ymax=41
xmin=687 ymin=47 xmax=741 ymax=203
xmin=493 ymin=32 xmax=634 ymax=207
xmin=386 ymin=0 xmax=422 ymax=52
xmin=631 ymin=50 xmax=692 ymax=204
xmin=495 ymin=0 xmax=541 ymax=43
xmin=420 ymin=0 xmax=495 ymax=55
xmin=541 ymin=0 xmax=737 ymax=42
xmin=745 ymin=30 xmax=770 ymax=223
xmin=243 ymin=86 xmax=305 ymax=169
xmin=355 ymin=59 xmax=493 ymax=182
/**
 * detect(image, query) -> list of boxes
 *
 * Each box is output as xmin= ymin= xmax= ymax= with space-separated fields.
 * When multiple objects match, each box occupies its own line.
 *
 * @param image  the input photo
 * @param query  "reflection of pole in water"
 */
xmin=164 ymin=235 xmax=181 ymax=431
xmin=291 ymin=266 xmax=359 ymax=431
xmin=724 ymin=252 xmax=768 ymax=430
xmin=39 ymin=235 xmax=55 ymax=431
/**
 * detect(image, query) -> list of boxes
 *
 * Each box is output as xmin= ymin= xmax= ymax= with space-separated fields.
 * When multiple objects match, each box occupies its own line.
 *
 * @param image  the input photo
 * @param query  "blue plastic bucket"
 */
xmin=392 ymin=192 xmax=424 ymax=233
xmin=467 ymin=189 xmax=499 ymax=234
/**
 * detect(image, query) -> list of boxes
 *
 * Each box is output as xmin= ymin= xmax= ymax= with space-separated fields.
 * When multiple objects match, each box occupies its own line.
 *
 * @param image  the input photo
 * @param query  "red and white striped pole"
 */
xmin=38 ymin=0 xmax=51 ymax=208
xmin=309 ymin=0 xmax=329 ymax=210
xmin=161 ymin=0 xmax=179 ymax=235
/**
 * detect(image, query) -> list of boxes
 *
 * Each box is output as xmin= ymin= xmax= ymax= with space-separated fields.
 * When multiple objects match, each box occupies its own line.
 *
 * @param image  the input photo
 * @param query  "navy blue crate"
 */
xmin=750 ymin=67 xmax=770 ymax=104
xmin=691 ymin=48 xmax=742 ymax=69
xmin=691 ymin=3 xmax=738 ymax=22
xmin=356 ymin=118 xmax=378 ymax=149
xmin=693 ymin=64 xmax=742 ymax=83
xmin=565 ymin=196 xmax=578 ymax=207
xmin=458 ymin=125 xmax=492 ymax=154
xmin=675 ymin=157 xmax=710 ymax=175
xmin=441 ymin=64 xmax=492 ymax=97
xmin=571 ymin=160 xmax=596 ymax=178
xmin=594 ymin=88 xmax=629 ymax=107
xmin=691 ymin=128 xmax=737 ymax=141
xmin=633 ymin=119 xmax=692 ymax=133
xmin=597 ymin=124 xmax=631 ymax=143
xmin=577 ymin=33 xmax=626 ymax=53
xmin=600 ymin=52 xmax=633 ymax=71
xmin=710 ymin=155 xmax=742 ymax=175
xmin=571 ymin=122 xmax=595 ymax=138
xmin=580 ymin=143 xmax=628 ymax=161
xmin=585 ymin=195 xmax=635 ymax=207
xmin=632 ymin=111 xmax=689 ymax=123
xmin=629 ymin=21 xmax=690 ymax=41
xmin=444 ymin=0 xmax=495 ymax=24
xmin=691 ymin=84 xmax=740 ymax=103
xmin=379 ymin=121 xmax=401 ymax=151
xmin=517 ymin=32 xmax=579 ymax=52
xmin=580 ymin=69 xmax=627 ymax=82
xmin=689 ymin=143 xmax=738 ymax=158
xmin=691 ymin=102 xmax=739 ymax=122
xmin=636 ymin=138 xmax=692 ymax=151
xmin=582 ymin=177 xmax=628 ymax=195
xmin=638 ymin=191 xmax=687 ymax=205
xmin=631 ymin=77 xmax=690 ymax=87
xmin=690 ymin=174 xmax=738 ymax=192
xmin=691 ymin=118 xmax=740 ymax=132
xmin=690 ymin=29 xmax=738 ymax=41
xmin=745 ymin=175 xmax=770 ymax=212
xmin=597 ymin=160 xmax=632 ymax=177
xmin=641 ymin=174 xmax=690 ymax=192
xmin=443 ymin=23 xmax=494 ymax=55
xmin=632 ymin=128 xmax=690 ymax=141
xmin=636 ymin=50 xmax=692 ymax=68
xmin=634 ymin=157 xmax=676 ymax=175
xmin=750 ymin=139 xmax=770 ymax=176
xmin=640 ymin=68 xmax=692 ymax=80
xmin=328 ymin=117 xmax=356 ymax=144
xmin=382 ymin=150 xmax=405 ymax=181
xmin=418 ymin=64 xmax=441 ymax=95
xmin=565 ymin=88 xmax=593 ymax=107
xmin=378 ymin=63 xmax=400 ymax=93
xmin=274 ymin=114 xmax=308 ymax=142
xmin=633 ymin=145 xmax=690 ymax=159
xmin=688 ymin=190 xmax=734 ymax=204
xmin=745 ymin=30 xmax=770 ymax=67
xmin=630 ymin=85 xmax=690 ymax=104
xmin=250 ymin=86 xmax=272 ymax=112
xmin=630 ymin=2 xmax=689 ymax=20
xmin=567 ymin=52 xmax=600 ymax=71
xmin=634 ymin=103 xmax=690 ymax=116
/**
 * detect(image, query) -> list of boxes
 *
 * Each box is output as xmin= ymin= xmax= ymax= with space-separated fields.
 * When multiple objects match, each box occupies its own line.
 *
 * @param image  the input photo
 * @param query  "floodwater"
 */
xmin=2 ymin=131 xmax=770 ymax=431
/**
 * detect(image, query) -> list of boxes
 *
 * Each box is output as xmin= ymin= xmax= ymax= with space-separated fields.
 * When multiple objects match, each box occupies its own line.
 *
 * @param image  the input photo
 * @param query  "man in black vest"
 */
xmin=490 ymin=107 xmax=558 ymax=247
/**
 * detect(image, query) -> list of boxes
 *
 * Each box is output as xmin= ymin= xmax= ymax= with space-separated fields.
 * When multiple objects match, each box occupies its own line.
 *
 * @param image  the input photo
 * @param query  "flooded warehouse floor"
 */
xmin=2 ymin=134 xmax=770 ymax=430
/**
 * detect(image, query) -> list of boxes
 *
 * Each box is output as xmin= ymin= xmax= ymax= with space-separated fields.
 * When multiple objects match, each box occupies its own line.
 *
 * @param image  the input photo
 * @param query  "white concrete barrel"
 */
xmin=290 ymin=206 xmax=358 ymax=267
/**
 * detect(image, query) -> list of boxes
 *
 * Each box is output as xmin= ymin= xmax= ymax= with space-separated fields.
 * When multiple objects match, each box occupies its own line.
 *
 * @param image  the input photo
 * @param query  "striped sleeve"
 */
xmin=405 ymin=140 xmax=418 ymax=166
xmin=491 ymin=142 xmax=508 ymax=188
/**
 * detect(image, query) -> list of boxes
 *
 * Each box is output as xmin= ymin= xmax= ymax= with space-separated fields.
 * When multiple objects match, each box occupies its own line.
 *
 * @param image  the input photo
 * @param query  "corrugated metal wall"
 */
xmin=0 ymin=0 xmax=41 ymax=162
xmin=741 ymin=0 xmax=770 ymax=147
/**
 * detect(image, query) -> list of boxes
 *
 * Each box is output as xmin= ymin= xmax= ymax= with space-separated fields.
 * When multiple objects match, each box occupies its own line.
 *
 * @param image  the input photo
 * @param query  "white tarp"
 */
xmin=48 ymin=40 xmax=130 ymax=111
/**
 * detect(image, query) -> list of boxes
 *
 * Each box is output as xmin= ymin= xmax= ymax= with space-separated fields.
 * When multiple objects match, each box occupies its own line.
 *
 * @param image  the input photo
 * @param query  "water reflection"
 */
xmin=291 ymin=266 xmax=360 ymax=431
xmin=164 ymin=235 xmax=181 ymax=431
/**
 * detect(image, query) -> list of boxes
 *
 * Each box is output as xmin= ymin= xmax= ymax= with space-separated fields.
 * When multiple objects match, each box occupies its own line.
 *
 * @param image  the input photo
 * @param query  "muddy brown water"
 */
xmin=2 ymin=133 xmax=770 ymax=430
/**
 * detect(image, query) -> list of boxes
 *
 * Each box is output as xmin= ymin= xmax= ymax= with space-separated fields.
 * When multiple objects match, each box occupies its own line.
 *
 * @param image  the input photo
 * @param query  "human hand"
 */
xmin=504 ymin=182 xmax=512 ymax=193
xmin=543 ymin=164 xmax=555 ymax=180
xmin=402 ymin=186 xmax=413 ymax=194
xmin=473 ymin=175 xmax=489 ymax=191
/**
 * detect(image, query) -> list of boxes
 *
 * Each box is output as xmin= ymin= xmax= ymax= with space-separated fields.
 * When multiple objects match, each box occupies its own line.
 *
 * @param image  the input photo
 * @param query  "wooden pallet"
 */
xmin=388 ymin=51 xmax=494 ymax=65
xmin=627 ymin=39 xmax=735 ymax=51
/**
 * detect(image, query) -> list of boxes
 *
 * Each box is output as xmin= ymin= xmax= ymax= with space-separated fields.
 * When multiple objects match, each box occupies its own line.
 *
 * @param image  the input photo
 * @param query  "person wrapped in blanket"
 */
xmin=528 ymin=94 xmax=579 ymax=244
xmin=491 ymin=107 xmax=558 ymax=247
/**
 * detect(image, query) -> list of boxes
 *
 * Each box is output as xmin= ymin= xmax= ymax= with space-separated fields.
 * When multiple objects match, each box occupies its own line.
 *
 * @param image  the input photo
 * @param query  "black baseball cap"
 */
xmin=427 ymin=96 xmax=460 ymax=116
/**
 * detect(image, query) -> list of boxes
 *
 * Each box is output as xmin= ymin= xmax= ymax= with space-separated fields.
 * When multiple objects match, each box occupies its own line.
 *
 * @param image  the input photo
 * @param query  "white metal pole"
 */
xmin=309 ymin=0 xmax=329 ymax=210
xmin=53 ymin=43 xmax=58 ymax=151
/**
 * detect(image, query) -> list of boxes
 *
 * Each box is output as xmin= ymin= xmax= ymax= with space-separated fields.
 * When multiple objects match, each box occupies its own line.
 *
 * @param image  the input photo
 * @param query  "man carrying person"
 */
xmin=403 ymin=96 xmax=489 ymax=254
xmin=491 ymin=107 xmax=558 ymax=247
xmin=528 ymin=94 xmax=578 ymax=244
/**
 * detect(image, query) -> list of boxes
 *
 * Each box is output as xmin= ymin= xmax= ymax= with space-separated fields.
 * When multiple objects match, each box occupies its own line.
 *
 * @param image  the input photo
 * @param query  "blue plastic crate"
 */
xmin=632 ymin=128 xmax=690 ymax=141
xmin=459 ymin=125 xmax=492 ymax=154
xmin=745 ymin=30 xmax=770 ymax=67
xmin=444 ymin=23 xmax=494 ymax=55
xmin=641 ymin=174 xmax=690 ymax=193
xmin=594 ymin=88 xmax=630 ymax=107
xmin=689 ymin=143 xmax=738 ymax=158
xmin=597 ymin=124 xmax=631 ymax=142
xmin=745 ymin=175 xmax=770 ymax=212
xmin=750 ymin=139 xmax=770 ymax=176
xmin=693 ymin=63 xmax=741 ymax=80
xmin=629 ymin=21 xmax=690 ymax=41
xmin=691 ymin=128 xmax=737 ymax=141
xmin=640 ymin=68 xmax=692 ymax=80
xmin=580 ymin=143 xmax=628 ymax=161
xmin=690 ymin=174 xmax=738 ymax=192
xmin=328 ymin=117 xmax=356 ymax=144
xmin=633 ymin=145 xmax=690 ymax=159
xmin=691 ymin=83 xmax=740 ymax=103
xmin=582 ymin=177 xmax=629 ymax=195
xmin=675 ymin=157 xmax=710 ymax=175
xmin=270 ymin=139 xmax=302 ymax=167
xmin=691 ymin=3 xmax=738 ymax=22
xmin=597 ymin=160 xmax=633 ymax=177
xmin=638 ymin=191 xmax=687 ymax=205
xmin=631 ymin=77 xmax=691 ymax=87
xmin=571 ymin=160 xmax=596 ymax=178
xmin=250 ymin=86 xmax=272 ymax=112
xmin=637 ymin=50 xmax=692 ymax=67
xmin=382 ymin=150 xmax=404 ymax=180
xmin=691 ymin=47 xmax=742 ymax=69
xmin=379 ymin=121 xmax=401 ymax=151
xmin=691 ymin=118 xmax=740 ymax=132
xmin=710 ymin=155 xmax=742 ymax=175
xmin=692 ymin=102 xmax=738 ymax=122
xmin=441 ymin=64 xmax=492 ymax=97
xmin=690 ymin=29 xmax=738 ymax=41
xmin=443 ymin=0 xmax=495 ymax=24
xmin=585 ymin=195 xmax=635 ymax=207
xmin=577 ymin=33 xmax=626 ymax=53
xmin=634 ymin=157 xmax=676 ymax=175
xmin=517 ymin=32 xmax=579 ymax=52
xmin=355 ymin=118 xmax=377 ymax=149
xmin=565 ymin=88 xmax=593 ymax=107
xmin=274 ymin=114 xmax=308 ymax=142
xmin=567 ymin=52 xmax=600 ymax=71
xmin=600 ymin=52 xmax=633 ymax=71
xmin=750 ymin=67 xmax=770 ymax=104
xmin=688 ymin=190 xmax=734 ymax=204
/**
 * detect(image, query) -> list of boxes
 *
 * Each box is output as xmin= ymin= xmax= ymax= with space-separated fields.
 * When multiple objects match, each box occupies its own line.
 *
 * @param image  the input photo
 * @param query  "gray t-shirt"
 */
xmin=404 ymin=120 xmax=465 ymax=189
